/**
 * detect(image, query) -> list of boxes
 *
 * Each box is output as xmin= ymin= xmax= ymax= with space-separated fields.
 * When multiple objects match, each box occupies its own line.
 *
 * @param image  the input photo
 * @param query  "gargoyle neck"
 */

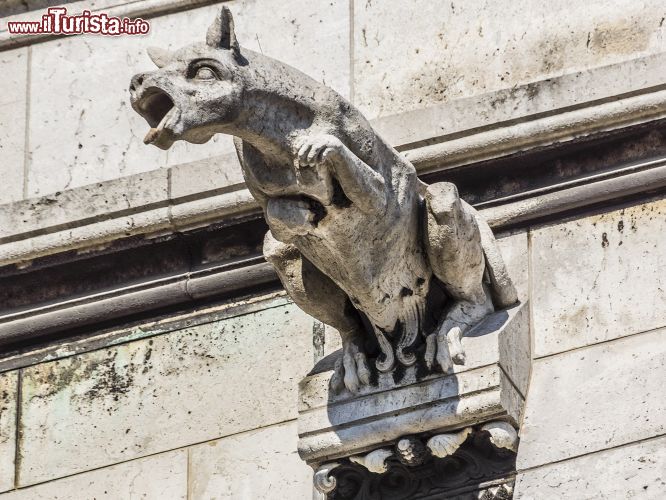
xmin=222 ymin=87 xmax=319 ymax=160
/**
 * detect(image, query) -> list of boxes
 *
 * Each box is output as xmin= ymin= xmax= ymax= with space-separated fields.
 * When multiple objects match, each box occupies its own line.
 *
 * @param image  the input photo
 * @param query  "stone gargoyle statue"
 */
xmin=129 ymin=7 xmax=518 ymax=394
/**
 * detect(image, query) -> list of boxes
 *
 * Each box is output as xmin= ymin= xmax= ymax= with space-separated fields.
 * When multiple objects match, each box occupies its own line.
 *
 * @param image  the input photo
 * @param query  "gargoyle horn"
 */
xmin=206 ymin=6 xmax=241 ymax=57
xmin=146 ymin=47 xmax=172 ymax=68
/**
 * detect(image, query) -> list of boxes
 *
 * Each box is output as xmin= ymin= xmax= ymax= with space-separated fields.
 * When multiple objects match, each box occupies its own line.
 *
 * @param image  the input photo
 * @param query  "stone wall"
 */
xmin=0 ymin=296 xmax=319 ymax=497
xmin=0 ymin=1 xmax=665 ymax=498
xmin=515 ymin=198 xmax=666 ymax=498
xmin=1 ymin=0 xmax=665 ymax=202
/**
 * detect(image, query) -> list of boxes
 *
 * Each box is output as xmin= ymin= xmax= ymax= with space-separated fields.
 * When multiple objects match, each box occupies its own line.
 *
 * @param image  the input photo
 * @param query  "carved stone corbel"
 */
xmin=315 ymin=423 xmax=519 ymax=499
xmin=298 ymin=301 xmax=528 ymax=498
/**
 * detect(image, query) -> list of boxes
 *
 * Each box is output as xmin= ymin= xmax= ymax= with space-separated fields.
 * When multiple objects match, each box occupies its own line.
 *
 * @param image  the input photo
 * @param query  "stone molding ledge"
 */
xmin=2 ymin=55 xmax=666 ymax=268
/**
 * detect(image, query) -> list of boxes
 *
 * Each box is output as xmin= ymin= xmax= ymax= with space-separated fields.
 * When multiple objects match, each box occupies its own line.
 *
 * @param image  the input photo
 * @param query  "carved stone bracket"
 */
xmin=315 ymin=424 xmax=517 ymax=499
xmin=299 ymin=302 xmax=529 ymax=499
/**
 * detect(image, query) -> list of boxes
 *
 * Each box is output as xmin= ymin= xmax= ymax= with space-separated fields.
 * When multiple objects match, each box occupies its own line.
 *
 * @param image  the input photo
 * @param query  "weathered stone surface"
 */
xmin=0 ymin=168 xmax=168 ymax=240
xmin=354 ymin=0 xmax=666 ymax=118
xmin=189 ymin=421 xmax=312 ymax=499
xmin=28 ymin=35 xmax=164 ymax=197
xmin=515 ymin=435 xmax=666 ymax=499
xmin=0 ymin=48 xmax=27 ymax=205
xmin=0 ymin=101 xmax=25 ymax=206
xmin=131 ymin=7 xmax=518 ymax=395
xmin=0 ymin=450 xmax=187 ymax=499
xmin=517 ymin=327 xmax=666 ymax=470
xmin=18 ymin=304 xmax=314 ymax=486
xmin=0 ymin=48 xmax=27 ymax=107
xmin=25 ymin=0 xmax=349 ymax=197
xmin=531 ymin=198 xmax=666 ymax=357
xmin=373 ymin=51 xmax=666 ymax=149
xmin=0 ymin=371 xmax=17 ymax=493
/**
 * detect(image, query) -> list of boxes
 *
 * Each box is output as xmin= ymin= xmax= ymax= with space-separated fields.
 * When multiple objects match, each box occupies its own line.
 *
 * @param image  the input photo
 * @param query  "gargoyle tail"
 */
xmin=477 ymin=215 xmax=519 ymax=309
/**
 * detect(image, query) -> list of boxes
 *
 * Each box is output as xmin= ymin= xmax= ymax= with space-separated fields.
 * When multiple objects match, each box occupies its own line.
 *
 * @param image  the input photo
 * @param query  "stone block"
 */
xmin=298 ymin=303 xmax=529 ymax=464
xmin=17 ymin=303 xmax=314 ymax=486
xmin=26 ymin=0 xmax=349 ymax=197
xmin=496 ymin=231 xmax=528 ymax=302
xmin=515 ymin=435 xmax=666 ymax=499
xmin=0 ymin=48 xmax=28 ymax=204
xmin=0 ymin=450 xmax=187 ymax=499
xmin=517 ymin=327 xmax=666 ymax=470
xmin=0 ymin=371 xmax=17 ymax=493
xmin=28 ymin=34 xmax=164 ymax=197
xmin=189 ymin=421 xmax=313 ymax=499
xmin=353 ymin=1 xmax=666 ymax=118
xmin=530 ymin=198 xmax=666 ymax=357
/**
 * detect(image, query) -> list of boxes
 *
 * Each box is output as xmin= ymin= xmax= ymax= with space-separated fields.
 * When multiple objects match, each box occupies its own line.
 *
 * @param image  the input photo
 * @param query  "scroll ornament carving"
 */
xmin=315 ymin=423 xmax=518 ymax=499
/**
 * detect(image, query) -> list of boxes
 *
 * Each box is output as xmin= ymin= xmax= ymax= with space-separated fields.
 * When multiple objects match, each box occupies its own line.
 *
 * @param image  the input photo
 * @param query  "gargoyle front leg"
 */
xmin=423 ymin=182 xmax=494 ymax=372
xmin=263 ymin=231 xmax=371 ymax=393
xmin=295 ymin=134 xmax=387 ymax=214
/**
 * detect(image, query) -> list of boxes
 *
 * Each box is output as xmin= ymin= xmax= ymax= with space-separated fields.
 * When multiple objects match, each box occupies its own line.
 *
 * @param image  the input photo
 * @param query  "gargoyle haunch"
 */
xmin=130 ymin=7 xmax=518 ymax=394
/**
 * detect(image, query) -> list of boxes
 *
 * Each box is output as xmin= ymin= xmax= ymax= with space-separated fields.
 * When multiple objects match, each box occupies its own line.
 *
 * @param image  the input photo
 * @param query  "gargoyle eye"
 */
xmin=194 ymin=66 xmax=217 ymax=80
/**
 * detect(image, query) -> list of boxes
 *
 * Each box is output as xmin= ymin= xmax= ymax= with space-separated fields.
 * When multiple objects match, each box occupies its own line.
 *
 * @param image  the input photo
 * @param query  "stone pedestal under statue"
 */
xmin=298 ymin=303 xmax=530 ymax=500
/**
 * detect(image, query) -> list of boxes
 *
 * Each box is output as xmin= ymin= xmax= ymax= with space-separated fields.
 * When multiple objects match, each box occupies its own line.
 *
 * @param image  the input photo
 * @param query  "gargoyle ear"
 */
xmin=146 ymin=46 xmax=172 ymax=68
xmin=206 ymin=6 xmax=240 ymax=56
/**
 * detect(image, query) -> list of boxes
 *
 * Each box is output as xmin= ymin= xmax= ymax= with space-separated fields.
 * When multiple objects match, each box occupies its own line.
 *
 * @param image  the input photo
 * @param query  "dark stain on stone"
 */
xmin=83 ymin=352 xmax=135 ymax=402
xmin=602 ymin=232 xmax=609 ymax=248
xmin=617 ymin=220 xmax=624 ymax=233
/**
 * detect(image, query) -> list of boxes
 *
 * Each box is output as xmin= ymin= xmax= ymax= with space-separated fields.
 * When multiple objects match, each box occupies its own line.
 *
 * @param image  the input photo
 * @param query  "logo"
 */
xmin=7 ymin=7 xmax=150 ymax=36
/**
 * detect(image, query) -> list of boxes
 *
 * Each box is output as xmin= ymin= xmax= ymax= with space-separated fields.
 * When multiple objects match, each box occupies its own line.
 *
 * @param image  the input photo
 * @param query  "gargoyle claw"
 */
xmin=296 ymin=134 xmax=344 ymax=167
xmin=330 ymin=340 xmax=371 ymax=394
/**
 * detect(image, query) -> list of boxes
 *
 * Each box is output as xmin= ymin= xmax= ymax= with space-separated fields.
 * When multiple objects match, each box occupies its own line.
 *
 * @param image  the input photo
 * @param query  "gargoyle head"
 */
xmin=129 ymin=7 xmax=246 ymax=150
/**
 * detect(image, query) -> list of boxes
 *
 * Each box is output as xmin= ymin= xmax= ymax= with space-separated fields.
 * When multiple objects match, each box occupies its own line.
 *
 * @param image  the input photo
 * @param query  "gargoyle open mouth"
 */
xmin=135 ymin=87 xmax=179 ymax=148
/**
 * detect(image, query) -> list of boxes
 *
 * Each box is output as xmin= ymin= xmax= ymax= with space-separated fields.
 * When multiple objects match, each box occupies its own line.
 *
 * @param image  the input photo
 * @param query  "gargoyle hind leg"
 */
xmin=263 ymin=231 xmax=371 ymax=393
xmin=423 ymin=182 xmax=494 ymax=372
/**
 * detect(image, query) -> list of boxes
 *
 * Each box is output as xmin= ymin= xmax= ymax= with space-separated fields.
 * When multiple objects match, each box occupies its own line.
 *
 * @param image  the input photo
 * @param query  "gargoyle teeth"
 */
xmin=143 ymin=128 xmax=160 ymax=145
xmin=143 ymin=106 xmax=177 ymax=145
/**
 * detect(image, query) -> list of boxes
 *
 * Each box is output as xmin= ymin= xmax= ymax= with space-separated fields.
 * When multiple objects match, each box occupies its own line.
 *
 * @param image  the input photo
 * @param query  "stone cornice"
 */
xmin=404 ymin=86 xmax=666 ymax=175
xmin=2 ymin=56 xmax=666 ymax=268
